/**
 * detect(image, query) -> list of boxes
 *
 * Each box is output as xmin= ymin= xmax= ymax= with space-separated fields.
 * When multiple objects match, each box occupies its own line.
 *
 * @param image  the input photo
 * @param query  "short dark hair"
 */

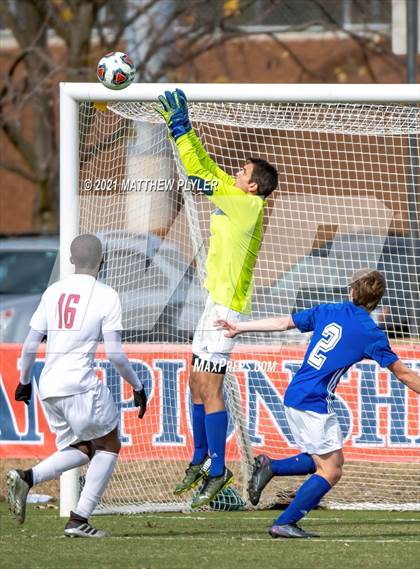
xmin=350 ymin=268 xmax=386 ymax=312
xmin=70 ymin=234 xmax=103 ymax=269
xmin=247 ymin=157 xmax=278 ymax=198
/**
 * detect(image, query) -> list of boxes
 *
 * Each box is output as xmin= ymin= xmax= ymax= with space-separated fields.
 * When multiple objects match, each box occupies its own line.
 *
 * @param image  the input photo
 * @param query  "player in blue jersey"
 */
xmin=216 ymin=268 xmax=420 ymax=538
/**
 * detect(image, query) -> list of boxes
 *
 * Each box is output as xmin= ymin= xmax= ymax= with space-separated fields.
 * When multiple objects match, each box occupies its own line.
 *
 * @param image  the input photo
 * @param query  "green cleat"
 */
xmin=191 ymin=467 xmax=234 ymax=509
xmin=174 ymin=457 xmax=210 ymax=496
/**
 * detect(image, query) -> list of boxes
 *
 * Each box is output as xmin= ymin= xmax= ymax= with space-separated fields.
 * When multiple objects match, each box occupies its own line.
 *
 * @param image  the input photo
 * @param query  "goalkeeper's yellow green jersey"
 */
xmin=176 ymin=130 xmax=265 ymax=314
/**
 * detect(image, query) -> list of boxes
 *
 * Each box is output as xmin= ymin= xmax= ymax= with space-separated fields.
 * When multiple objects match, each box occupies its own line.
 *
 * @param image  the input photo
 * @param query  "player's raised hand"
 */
xmin=15 ymin=382 xmax=32 ymax=406
xmin=133 ymin=387 xmax=148 ymax=419
xmin=154 ymin=89 xmax=191 ymax=140
xmin=214 ymin=319 xmax=240 ymax=338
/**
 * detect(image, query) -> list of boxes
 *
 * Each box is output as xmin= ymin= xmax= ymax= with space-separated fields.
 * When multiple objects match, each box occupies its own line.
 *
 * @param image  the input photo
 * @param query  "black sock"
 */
xmin=25 ymin=469 xmax=34 ymax=488
xmin=69 ymin=510 xmax=88 ymax=524
xmin=17 ymin=469 xmax=33 ymax=489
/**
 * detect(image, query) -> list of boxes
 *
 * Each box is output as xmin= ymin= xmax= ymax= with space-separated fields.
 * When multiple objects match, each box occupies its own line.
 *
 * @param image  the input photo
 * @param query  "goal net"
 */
xmin=64 ymin=86 xmax=420 ymax=513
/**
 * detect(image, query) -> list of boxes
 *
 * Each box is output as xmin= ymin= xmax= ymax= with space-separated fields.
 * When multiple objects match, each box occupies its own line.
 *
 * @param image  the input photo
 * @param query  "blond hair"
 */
xmin=350 ymin=268 xmax=386 ymax=312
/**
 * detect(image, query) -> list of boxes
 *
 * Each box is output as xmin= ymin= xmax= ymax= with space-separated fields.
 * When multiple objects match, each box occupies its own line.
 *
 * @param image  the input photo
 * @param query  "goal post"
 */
xmin=59 ymin=83 xmax=420 ymax=516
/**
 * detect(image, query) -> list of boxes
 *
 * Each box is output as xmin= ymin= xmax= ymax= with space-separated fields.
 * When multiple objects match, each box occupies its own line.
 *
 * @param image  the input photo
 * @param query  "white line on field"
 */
xmin=131 ymin=515 xmax=420 ymax=522
xmin=56 ymin=536 xmax=420 ymax=543
xmin=6 ymin=512 xmax=419 ymax=523
xmin=241 ymin=538 xmax=420 ymax=543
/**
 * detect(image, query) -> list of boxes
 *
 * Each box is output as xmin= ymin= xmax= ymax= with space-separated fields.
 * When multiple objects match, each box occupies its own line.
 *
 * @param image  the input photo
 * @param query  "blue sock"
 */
xmin=191 ymin=404 xmax=208 ymax=465
xmin=274 ymin=474 xmax=332 ymax=525
xmin=271 ymin=453 xmax=316 ymax=476
xmin=205 ymin=410 xmax=228 ymax=477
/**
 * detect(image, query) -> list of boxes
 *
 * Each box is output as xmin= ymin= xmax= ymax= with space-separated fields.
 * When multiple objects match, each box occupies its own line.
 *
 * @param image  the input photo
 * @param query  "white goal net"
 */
xmin=68 ymin=87 xmax=420 ymax=513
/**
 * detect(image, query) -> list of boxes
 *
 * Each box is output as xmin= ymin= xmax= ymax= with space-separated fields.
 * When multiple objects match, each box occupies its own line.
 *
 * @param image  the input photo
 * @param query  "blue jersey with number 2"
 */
xmin=284 ymin=302 xmax=398 ymax=414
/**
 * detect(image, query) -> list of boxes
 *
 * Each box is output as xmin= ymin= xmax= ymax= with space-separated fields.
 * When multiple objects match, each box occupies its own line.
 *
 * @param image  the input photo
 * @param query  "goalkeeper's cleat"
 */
xmin=269 ymin=522 xmax=319 ymax=539
xmin=64 ymin=512 xmax=110 ymax=538
xmin=191 ymin=467 xmax=234 ymax=509
xmin=7 ymin=469 xmax=30 ymax=524
xmin=248 ymin=454 xmax=273 ymax=506
xmin=174 ymin=456 xmax=210 ymax=496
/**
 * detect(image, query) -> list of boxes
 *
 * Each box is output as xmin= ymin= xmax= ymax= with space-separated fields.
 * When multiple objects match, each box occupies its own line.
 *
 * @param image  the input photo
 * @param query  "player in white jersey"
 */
xmin=7 ymin=234 xmax=147 ymax=538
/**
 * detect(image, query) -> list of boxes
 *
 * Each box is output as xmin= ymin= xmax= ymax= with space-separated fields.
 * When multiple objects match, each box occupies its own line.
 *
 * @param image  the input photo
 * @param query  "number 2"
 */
xmin=308 ymin=323 xmax=342 ymax=370
xmin=57 ymin=293 xmax=80 ymax=329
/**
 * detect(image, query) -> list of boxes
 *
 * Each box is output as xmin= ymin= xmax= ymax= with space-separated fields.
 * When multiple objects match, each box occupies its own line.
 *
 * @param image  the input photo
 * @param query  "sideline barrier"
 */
xmin=1 ymin=343 xmax=419 ymax=461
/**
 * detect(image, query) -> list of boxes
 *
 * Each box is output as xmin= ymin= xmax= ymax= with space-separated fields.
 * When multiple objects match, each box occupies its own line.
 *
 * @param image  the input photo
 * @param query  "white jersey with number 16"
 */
xmin=30 ymin=274 xmax=122 ymax=400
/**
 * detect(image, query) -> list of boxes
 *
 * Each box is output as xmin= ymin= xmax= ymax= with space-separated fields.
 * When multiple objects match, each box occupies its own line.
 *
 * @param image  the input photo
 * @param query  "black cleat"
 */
xmin=248 ymin=454 xmax=273 ymax=506
xmin=174 ymin=456 xmax=210 ymax=496
xmin=191 ymin=467 xmax=234 ymax=509
xmin=269 ymin=522 xmax=319 ymax=539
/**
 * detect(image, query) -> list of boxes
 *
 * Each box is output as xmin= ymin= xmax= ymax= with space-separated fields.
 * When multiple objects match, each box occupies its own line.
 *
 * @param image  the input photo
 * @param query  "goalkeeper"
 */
xmin=156 ymin=89 xmax=278 ymax=508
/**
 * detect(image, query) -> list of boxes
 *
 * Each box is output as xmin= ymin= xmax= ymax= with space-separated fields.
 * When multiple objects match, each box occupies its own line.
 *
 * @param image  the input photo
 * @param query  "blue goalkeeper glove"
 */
xmin=155 ymin=89 xmax=192 ymax=140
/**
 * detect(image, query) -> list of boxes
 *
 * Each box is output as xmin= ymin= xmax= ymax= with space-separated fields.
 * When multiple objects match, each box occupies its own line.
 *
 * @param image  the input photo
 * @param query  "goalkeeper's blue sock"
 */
xmin=191 ymin=403 xmax=208 ymax=465
xmin=205 ymin=410 xmax=228 ymax=477
xmin=271 ymin=453 xmax=316 ymax=476
xmin=274 ymin=474 xmax=331 ymax=525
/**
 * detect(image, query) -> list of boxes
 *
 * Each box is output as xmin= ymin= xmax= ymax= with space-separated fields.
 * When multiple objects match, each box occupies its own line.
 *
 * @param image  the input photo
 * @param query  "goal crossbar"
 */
xmin=60 ymin=82 xmax=420 ymax=103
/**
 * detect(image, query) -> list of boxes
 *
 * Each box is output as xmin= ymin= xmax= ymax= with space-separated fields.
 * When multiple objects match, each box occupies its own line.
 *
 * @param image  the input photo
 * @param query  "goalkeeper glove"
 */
xmin=133 ymin=387 xmax=147 ymax=419
xmin=155 ymin=88 xmax=192 ymax=140
xmin=15 ymin=382 xmax=32 ymax=406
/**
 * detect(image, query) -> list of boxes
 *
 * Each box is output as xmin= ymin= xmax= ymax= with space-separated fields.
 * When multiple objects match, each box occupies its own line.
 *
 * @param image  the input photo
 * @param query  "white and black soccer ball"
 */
xmin=96 ymin=51 xmax=135 ymax=90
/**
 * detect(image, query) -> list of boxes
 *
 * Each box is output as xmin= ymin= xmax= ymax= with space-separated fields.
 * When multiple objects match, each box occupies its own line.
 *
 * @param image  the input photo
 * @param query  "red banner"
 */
xmin=1 ymin=343 xmax=419 ymax=462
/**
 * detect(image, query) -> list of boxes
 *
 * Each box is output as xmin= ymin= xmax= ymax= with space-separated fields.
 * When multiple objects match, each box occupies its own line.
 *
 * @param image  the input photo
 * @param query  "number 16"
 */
xmin=57 ymin=293 xmax=80 ymax=329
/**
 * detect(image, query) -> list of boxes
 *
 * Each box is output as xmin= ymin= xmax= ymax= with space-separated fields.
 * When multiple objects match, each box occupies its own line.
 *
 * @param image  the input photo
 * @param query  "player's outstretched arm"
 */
xmin=104 ymin=331 xmax=147 ymax=418
xmin=215 ymin=316 xmax=295 ymax=338
xmin=155 ymin=90 xmax=233 ymax=187
xmin=175 ymin=91 xmax=234 ymax=185
xmin=388 ymin=359 xmax=420 ymax=394
xmin=188 ymin=130 xmax=234 ymax=186
xmin=15 ymin=328 xmax=45 ymax=405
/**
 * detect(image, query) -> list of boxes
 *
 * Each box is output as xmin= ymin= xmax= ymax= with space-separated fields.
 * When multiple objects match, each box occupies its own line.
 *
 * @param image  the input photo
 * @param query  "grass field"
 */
xmin=1 ymin=503 xmax=419 ymax=569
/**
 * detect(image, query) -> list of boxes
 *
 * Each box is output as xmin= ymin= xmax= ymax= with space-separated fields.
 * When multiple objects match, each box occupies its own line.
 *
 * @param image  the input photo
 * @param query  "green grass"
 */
xmin=1 ymin=503 xmax=419 ymax=569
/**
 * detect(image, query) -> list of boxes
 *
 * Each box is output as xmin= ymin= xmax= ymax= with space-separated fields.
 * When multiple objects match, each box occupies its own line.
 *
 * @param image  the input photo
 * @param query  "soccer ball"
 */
xmin=96 ymin=51 xmax=135 ymax=90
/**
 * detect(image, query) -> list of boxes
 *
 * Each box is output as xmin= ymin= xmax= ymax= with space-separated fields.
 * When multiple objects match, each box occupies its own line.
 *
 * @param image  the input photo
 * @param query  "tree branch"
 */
xmin=312 ymin=0 xmax=379 ymax=82
xmin=0 ymin=1 xmax=30 ymax=50
xmin=31 ymin=0 xmax=71 ymax=43
xmin=268 ymin=33 xmax=326 ymax=81
xmin=0 ymin=160 xmax=38 ymax=183
xmin=1 ymin=119 xmax=39 ymax=173
xmin=106 ymin=0 xmax=159 ymax=48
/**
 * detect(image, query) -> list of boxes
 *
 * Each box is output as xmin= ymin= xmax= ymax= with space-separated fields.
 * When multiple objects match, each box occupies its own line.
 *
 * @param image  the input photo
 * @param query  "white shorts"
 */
xmin=42 ymin=381 xmax=119 ymax=451
xmin=285 ymin=406 xmax=343 ymax=456
xmin=192 ymin=296 xmax=244 ymax=365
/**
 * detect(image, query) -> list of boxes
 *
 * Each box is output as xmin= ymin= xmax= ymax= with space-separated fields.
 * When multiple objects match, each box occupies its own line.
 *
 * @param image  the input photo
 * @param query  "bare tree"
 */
xmin=0 ymin=0 xmax=408 ymax=231
xmin=0 ymin=0 xmax=257 ymax=231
